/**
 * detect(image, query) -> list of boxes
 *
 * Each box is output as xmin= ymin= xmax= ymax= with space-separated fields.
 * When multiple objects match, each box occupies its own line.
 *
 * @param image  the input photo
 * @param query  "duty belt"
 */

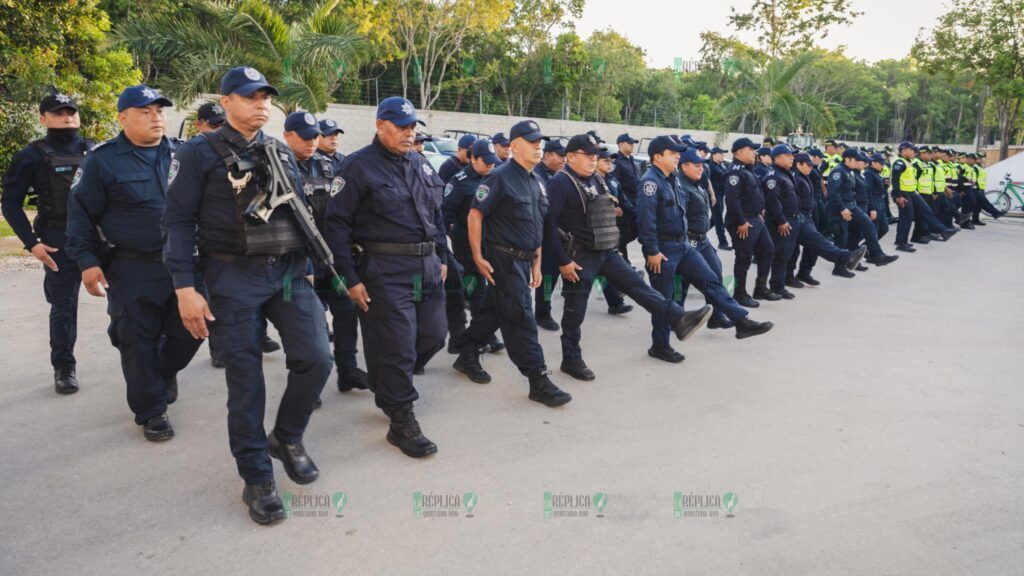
xmin=658 ymin=234 xmax=684 ymax=242
xmin=113 ymin=248 xmax=162 ymax=263
xmin=686 ymin=231 xmax=707 ymax=242
xmin=208 ymin=252 xmax=294 ymax=267
xmin=489 ymin=243 xmax=535 ymax=261
xmin=785 ymin=212 xmax=800 ymax=219
xmin=361 ymin=241 xmax=436 ymax=256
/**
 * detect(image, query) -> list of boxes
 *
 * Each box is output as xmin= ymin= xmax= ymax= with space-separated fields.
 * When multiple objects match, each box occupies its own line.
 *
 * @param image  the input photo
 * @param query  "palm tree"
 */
xmin=718 ymin=52 xmax=835 ymax=137
xmin=112 ymin=0 xmax=365 ymax=113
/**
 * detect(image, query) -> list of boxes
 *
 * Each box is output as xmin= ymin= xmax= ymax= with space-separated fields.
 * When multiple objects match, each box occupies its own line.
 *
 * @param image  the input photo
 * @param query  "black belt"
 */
xmin=208 ymin=252 xmax=292 ymax=266
xmin=113 ymin=248 xmax=162 ymax=263
xmin=42 ymin=217 xmax=68 ymax=229
xmin=489 ymin=243 xmax=535 ymax=261
xmin=658 ymin=234 xmax=684 ymax=242
xmin=785 ymin=212 xmax=800 ymax=219
xmin=801 ymin=209 xmax=815 ymax=216
xmin=687 ymin=231 xmax=707 ymax=242
xmin=743 ymin=211 xmax=765 ymax=219
xmin=361 ymin=241 xmax=435 ymax=256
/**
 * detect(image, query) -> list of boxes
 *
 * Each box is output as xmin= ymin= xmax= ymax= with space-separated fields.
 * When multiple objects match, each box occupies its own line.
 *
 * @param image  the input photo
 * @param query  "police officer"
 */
xmin=542 ymin=134 xmax=715 ymax=378
xmin=865 ymin=153 xmax=891 ymax=243
xmin=754 ymin=146 xmax=773 ymax=181
xmin=532 ymin=138 xmax=567 ymax=331
xmin=317 ymin=118 xmax=346 ymax=172
xmin=195 ymin=102 xmax=225 ymax=133
xmin=282 ymin=111 xmax=367 ymax=397
xmin=324 ymin=96 xmax=447 ymax=458
xmin=164 ymin=68 xmax=333 ymax=525
xmin=2 ymin=92 xmax=91 ymax=394
xmin=595 ymin=148 xmax=636 ymax=316
xmin=827 ymin=148 xmax=899 ymax=267
xmin=612 ymin=133 xmax=642 ymax=259
xmin=787 ymin=152 xmax=867 ymax=284
xmin=706 ymin=146 xmax=732 ymax=251
xmin=966 ymin=153 xmax=1002 ymax=224
xmin=450 ymin=120 xmax=571 ymax=407
xmin=891 ymin=141 xmax=954 ymax=248
xmin=723 ymin=137 xmax=775 ymax=307
xmin=492 ymin=132 xmax=511 ymax=162
xmin=822 ymin=139 xmax=841 ymax=176
xmin=763 ymin=144 xmax=802 ymax=299
xmin=412 ymin=132 xmax=433 ymax=154
xmin=671 ymin=146 xmax=773 ymax=341
xmin=67 ymin=84 xmax=202 ymax=440
xmin=438 ymin=134 xmax=477 ymax=182
xmin=444 ymin=139 xmax=505 ymax=364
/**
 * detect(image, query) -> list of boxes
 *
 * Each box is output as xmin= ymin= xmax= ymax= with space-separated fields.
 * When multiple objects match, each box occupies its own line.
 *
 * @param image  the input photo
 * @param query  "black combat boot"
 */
xmin=54 ymin=368 xmax=79 ymax=395
xmin=528 ymin=372 xmax=572 ymax=407
xmin=453 ymin=349 xmax=492 ymax=384
xmin=752 ymin=279 xmax=782 ymax=301
xmin=267 ymin=430 xmax=319 ymax=485
xmin=386 ymin=403 xmax=437 ymax=458
xmin=242 ymin=479 xmax=286 ymax=525
xmin=735 ymin=317 xmax=773 ymax=340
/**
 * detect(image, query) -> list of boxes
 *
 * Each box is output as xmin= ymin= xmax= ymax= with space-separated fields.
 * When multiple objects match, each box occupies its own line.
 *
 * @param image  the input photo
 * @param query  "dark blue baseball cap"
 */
xmin=731 ymin=137 xmax=758 ymax=153
xmin=678 ymin=148 xmax=708 ymax=165
xmin=710 ymin=146 xmax=728 ymax=155
xmin=869 ymin=153 xmax=886 ymax=164
xmin=794 ymin=152 xmax=813 ymax=165
xmin=842 ymin=147 xmax=862 ymax=160
xmin=695 ymin=141 xmax=710 ymax=153
xmin=470 ymin=139 xmax=500 ymax=164
xmin=771 ymin=144 xmax=796 ymax=159
xmin=566 ymin=133 xmax=602 ymax=155
xmin=219 ymin=66 xmax=279 ymax=97
xmin=457 ymin=134 xmax=477 ymax=149
xmin=544 ymin=139 xmax=567 ymax=155
xmin=284 ymin=111 xmax=321 ymax=140
xmin=377 ymin=96 xmax=425 ymax=127
xmin=492 ymin=132 xmax=509 ymax=146
xmin=197 ymin=102 xmax=225 ymax=125
xmin=598 ymin=147 xmax=613 ymax=160
xmin=414 ymin=132 xmax=434 ymax=143
xmin=756 ymin=146 xmax=772 ymax=157
xmin=616 ymin=133 xmax=639 ymax=144
xmin=319 ymin=118 xmax=344 ymax=136
xmin=808 ymin=148 xmax=825 ymax=158
xmin=117 ymin=85 xmax=172 ymax=112
xmin=648 ymin=135 xmax=687 ymax=158
xmin=510 ymin=119 xmax=547 ymax=142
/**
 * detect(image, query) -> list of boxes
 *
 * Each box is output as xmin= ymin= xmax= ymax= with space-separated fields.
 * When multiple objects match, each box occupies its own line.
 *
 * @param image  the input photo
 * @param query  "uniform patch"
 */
xmin=401 ymin=102 xmax=415 ymax=116
xmin=303 ymin=182 xmax=315 ymax=195
xmin=71 ymin=167 xmax=83 ymax=189
xmin=831 ymin=172 xmax=841 ymax=181
xmin=55 ymin=93 xmax=71 ymax=103
xmin=728 ymin=175 xmax=739 ymax=186
xmin=475 ymin=184 xmax=490 ymax=200
xmin=304 ymin=112 xmax=315 ymax=125
xmin=643 ymin=180 xmax=658 ymax=197
xmin=142 ymin=87 xmax=158 ymax=99
xmin=331 ymin=177 xmax=345 ymax=196
xmin=244 ymin=67 xmax=261 ymax=80
xmin=422 ymin=164 xmax=435 ymax=177
xmin=766 ymin=179 xmax=776 ymax=189
xmin=167 ymin=159 xmax=180 ymax=186
xmin=444 ymin=183 xmax=453 ymax=197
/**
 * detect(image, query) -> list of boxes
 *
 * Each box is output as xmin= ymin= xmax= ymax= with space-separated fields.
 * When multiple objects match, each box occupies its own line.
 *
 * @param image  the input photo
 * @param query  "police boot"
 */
xmin=844 ymin=246 xmax=868 ymax=270
xmin=260 ymin=335 xmax=282 ymax=353
xmin=536 ymin=314 xmax=560 ymax=332
xmin=832 ymin=263 xmax=856 ymax=278
xmin=752 ymin=279 xmax=782 ymax=301
xmin=560 ymin=359 xmax=596 ymax=381
xmin=386 ymin=403 xmax=437 ymax=458
xmin=142 ymin=413 xmax=174 ymax=442
xmin=242 ymin=479 xmax=286 ymax=525
xmin=733 ymin=283 xmax=760 ymax=308
xmin=785 ymin=275 xmax=805 ymax=289
xmin=528 ymin=372 xmax=573 ymax=407
xmin=735 ymin=317 xmax=773 ymax=340
xmin=895 ymin=243 xmax=917 ymax=253
xmin=607 ymin=302 xmax=634 ymax=315
xmin=940 ymin=228 xmax=958 ymax=241
xmin=773 ymin=286 xmax=796 ymax=300
xmin=866 ymin=253 xmax=899 ymax=266
xmin=54 ymin=368 xmax=79 ymax=395
xmin=796 ymin=272 xmax=820 ymax=286
xmin=337 ymin=367 xmax=369 ymax=392
xmin=453 ymin=349 xmax=492 ymax=384
xmin=267 ymin=430 xmax=319 ymax=485
xmin=707 ymin=315 xmax=735 ymax=329
xmin=164 ymin=374 xmax=178 ymax=405
xmin=648 ymin=346 xmax=685 ymax=363
xmin=484 ymin=336 xmax=505 ymax=353
xmin=672 ymin=305 xmax=712 ymax=341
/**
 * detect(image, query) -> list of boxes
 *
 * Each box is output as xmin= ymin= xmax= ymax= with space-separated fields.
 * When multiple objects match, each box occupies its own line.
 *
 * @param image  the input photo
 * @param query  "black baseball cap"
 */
xmin=648 ymin=135 xmax=687 ymax=158
xmin=197 ymin=102 xmax=225 ymax=125
xmin=616 ymin=133 xmax=639 ymax=144
xmin=566 ymin=134 xmax=602 ymax=155
xmin=39 ymin=92 xmax=78 ymax=114
xmin=220 ymin=66 xmax=279 ymax=97
xmin=544 ymin=139 xmax=567 ymax=155
xmin=319 ymin=119 xmax=344 ymax=136
xmin=731 ymin=137 xmax=758 ymax=153
xmin=509 ymin=119 xmax=548 ymax=143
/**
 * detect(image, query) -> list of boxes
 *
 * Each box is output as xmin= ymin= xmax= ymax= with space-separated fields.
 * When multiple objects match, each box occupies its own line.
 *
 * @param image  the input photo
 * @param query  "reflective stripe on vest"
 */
xmin=899 ymin=159 xmax=918 ymax=193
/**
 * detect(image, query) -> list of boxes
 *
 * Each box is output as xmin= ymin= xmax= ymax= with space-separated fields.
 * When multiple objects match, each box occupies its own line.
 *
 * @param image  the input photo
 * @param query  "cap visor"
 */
xmin=390 ymin=117 xmax=426 ymax=128
xmin=479 ymin=152 xmax=500 ymax=165
xmin=140 ymin=96 xmax=174 ymax=108
xmin=294 ymin=127 xmax=322 ymax=140
xmin=233 ymin=82 xmax=280 ymax=97
xmin=521 ymin=133 xmax=548 ymax=143
xmin=45 ymin=103 xmax=79 ymax=113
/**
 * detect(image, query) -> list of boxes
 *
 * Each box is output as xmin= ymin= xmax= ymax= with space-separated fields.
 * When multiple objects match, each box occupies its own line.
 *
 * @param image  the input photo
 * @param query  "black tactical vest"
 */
xmin=568 ymin=171 xmax=619 ymax=251
xmin=300 ymin=154 xmax=336 ymax=234
xmin=29 ymin=138 xmax=92 ymax=227
xmin=199 ymin=131 xmax=306 ymax=256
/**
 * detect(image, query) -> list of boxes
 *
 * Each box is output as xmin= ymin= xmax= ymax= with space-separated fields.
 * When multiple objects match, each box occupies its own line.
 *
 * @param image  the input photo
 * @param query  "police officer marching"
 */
xmin=164 ymin=67 xmax=333 ymax=525
xmin=324 ymin=96 xmax=448 ymax=458
xmin=532 ymin=137 xmax=567 ymax=331
xmin=66 ymin=85 xmax=202 ymax=440
xmin=826 ymin=148 xmax=898 ymax=267
xmin=2 ymin=92 xmax=92 ymax=394
xmin=723 ymin=137 xmax=776 ymax=307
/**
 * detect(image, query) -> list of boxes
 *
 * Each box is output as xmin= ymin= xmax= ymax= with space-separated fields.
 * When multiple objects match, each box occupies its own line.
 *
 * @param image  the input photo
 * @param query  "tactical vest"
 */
xmin=917 ymin=160 xmax=935 ymax=194
xmin=300 ymin=154 xmax=336 ymax=234
xmin=199 ymin=131 xmax=306 ymax=256
xmin=963 ymin=165 xmax=977 ymax=188
xmin=568 ymin=171 xmax=619 ymax=251
xmin=29 ymin=138 xmax=93 ymax=228
xmin=898 ymin=159 xmax=918 ymax=193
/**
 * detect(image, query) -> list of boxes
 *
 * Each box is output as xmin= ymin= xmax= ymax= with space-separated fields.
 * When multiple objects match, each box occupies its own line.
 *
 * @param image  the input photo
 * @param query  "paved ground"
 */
xmin=1 ymin=217 xmax=1022 ymax=576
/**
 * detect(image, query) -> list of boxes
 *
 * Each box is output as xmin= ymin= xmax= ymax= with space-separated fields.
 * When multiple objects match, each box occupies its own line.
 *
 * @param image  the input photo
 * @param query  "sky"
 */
xmin=573 ymin=0 xmax=952 ymax=68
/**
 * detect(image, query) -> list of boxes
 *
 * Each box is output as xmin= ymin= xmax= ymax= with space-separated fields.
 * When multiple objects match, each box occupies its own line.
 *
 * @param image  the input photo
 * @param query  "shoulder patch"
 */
xmin=766 ymin=179 xmax=776 ymax=189
xmin=444 ymin=183 xmax=453 ymax=197
xmin=727 ymin=174 xmax=739 ymax=186
xmin=643 ymin=180 xmax=658 ymax=197
xmin=71 ymin=167 xmax=83 ymax=189
xmin=422 ymin=163 xmax=435 ymax=177
xmin=831 ymin=172 xmax=841 ymax=181
xmin=331 ymin=177 xmax=345 ymax=196
xmin=167 ymin=159 xmax=180 ymax=186
xmin=475 ymin=184 xmax=490 ymax=200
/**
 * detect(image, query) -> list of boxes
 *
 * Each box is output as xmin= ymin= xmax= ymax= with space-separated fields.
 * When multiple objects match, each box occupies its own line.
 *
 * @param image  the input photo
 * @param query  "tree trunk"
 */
xmin=974 ymin=87 xmax=987 ymax=153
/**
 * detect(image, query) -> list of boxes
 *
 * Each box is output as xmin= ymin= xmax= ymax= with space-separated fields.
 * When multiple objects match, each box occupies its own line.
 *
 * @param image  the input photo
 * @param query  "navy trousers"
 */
xmin=40 ymin=226 xmax=80 ymax=371
xmin=727 ymin=216 xmax=774 ymax=292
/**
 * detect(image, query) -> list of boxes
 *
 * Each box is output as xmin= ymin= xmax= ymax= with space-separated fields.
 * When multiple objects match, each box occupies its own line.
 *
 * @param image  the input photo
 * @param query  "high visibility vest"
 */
xmin=917 ymin=159 xmax=934 ymax=194
xmin=822 ymin=153 xmax=841 ymax=176
xmin=962 ymin=164 xmax=976 ymax=188
xmin=880 ymin=164 xmax=891 ymax=179
xmin=976 ymin=166 xmax=986 ymax=190
xmin=933 ymin=160 xmax=947 ymax=192
xmin=896 ymin=158 xmax=917 ymax=192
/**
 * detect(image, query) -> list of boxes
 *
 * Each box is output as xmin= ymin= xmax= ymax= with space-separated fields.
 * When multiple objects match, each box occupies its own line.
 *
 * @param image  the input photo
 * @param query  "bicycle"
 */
xmin=985 ymin=173 xmax=1024 ymax=214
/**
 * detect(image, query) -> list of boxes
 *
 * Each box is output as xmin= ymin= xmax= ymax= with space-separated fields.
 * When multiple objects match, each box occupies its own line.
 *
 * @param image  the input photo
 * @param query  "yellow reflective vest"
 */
xmin=917 ymin=159 xmax=934 ymax=194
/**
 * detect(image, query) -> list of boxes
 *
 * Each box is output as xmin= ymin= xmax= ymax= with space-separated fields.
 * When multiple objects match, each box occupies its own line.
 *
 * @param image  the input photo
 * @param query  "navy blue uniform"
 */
xmin=611 ymin=154 xmax=641 ymax=258
xmin=864 ymin=166 xmax=889 ymax=239
xmin=320 ymin=149 xmax=346 ymax=173
xmin=723 ymin=162 xmax=774 ymax=295
xmin=786 ymin=170 xmax=852 ymax=278
xmin=707 ymin=159 xmax=730 ymax=247
xmin=163 ymin=124 xmax=331 ymax=484
xmin=764 ymin=167 xmax=803 ymax=291
xmin=637 ymin=167 xmax=747 ymax=350
xmin=543 ymin=168 xmax=673 ymax=362
xmin=67 ymin=133 xmax=202 ymax=424
xmin=443 ymin=165 xmax=494 ymax=348
xmin=1 ymin=131 xmax=89 ymax=372
xmin=532 ymin=163 xmax=561 ymax=320
xmin=324 ymin=137 xmax=447 ymax=412
xmin=826 ymin=164 xmax=883 ymax=258
xmin=459 ymin=160 xmax=549 ymax=378
xmin=438 ymin=155 xmax=467 ymax=184
xmin=890 ymin=158 xmax=922 ymax=245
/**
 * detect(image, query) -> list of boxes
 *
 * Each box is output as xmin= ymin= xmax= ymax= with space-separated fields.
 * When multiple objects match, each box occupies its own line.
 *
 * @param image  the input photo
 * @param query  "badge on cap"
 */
xmin=142 ymin=87 xmax=158 ymax=99
xmin=326 ymin=120 xmax=336 ymax=127
xmin=643 ymin=181 xmax=658 ymax=197
xmin=728 ymin=175 xmax=739 ymax=186
xmin=330 ymin=177 xmax=345 ymax=196
xmin=304 ymin=112 xmax=315 ymax=125
xmin=213 ymin=104 xmax=224 ymax=114
xmin=244 ymin=67 xmax=261 ymax=81
xmin=766 ymin=179 xmax=776 ymax=189
xmin=528 ymin=121 xmax=538 ymax=131
xmin=55 ymin=94 xmax=71 ymax=103
xmin=401 ymin=102 xmax=415 ymax=116
xmin=167 ymin=159 xmax=180 ymax=186
xmin=488 ymin=142 xmax=495 ymax=154
xmin=475 ymin=185 xmax=490 ymax=200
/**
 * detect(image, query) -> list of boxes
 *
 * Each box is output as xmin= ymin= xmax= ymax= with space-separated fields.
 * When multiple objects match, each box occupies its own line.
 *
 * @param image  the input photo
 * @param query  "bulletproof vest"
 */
xmin=569 ymin=171 xmax=619 ymax=251
xmin=300 ymin=154 xmax=336 ymax=234
xmin=198 ymin=131 xmax=306 ymax=256
xmin=29 ymin=138 xmax=93 ymax=226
